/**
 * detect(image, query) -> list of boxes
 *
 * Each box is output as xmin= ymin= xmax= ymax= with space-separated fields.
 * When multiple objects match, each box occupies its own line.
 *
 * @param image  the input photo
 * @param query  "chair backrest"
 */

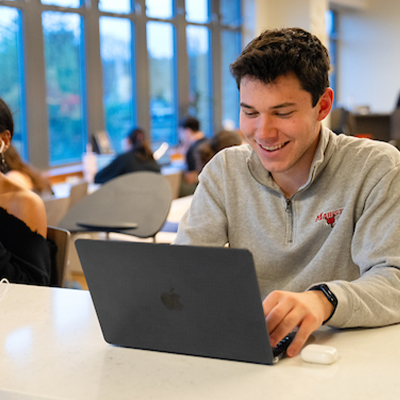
xmin=58 ymin=171 xmax=173 ymax=239
xmin=47 ymin=226 xmax=70 ymax=287
xmin=391 ymin=107 xmax=400 ymax=141
xmin=43 ymin=196 xmax=71 ymax=226
xmin=164 ymin=171 xmax=182 ymax=200
xmin=330 ymin=107 xmax=350 ymax=135
xmin=347 ymin=112 xmax=391 ymax=141
xmin=68 ymin=180 xmax=89 ymax=209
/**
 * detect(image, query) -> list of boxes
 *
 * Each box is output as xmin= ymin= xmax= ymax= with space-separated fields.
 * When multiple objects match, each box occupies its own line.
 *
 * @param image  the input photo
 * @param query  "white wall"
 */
xmin=256 ymin=0 xmax=311 ymax=33
xmin=243 ymin=0 xmax=329 ymax=50
xmin=243 ymin=0 xmax=399 ymax=114
xmin=337 ymin=0 xmax=400 ymax=112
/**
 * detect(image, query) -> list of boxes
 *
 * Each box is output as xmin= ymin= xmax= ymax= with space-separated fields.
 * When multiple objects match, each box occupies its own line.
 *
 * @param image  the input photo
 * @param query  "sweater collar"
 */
xmin=246 ymin=126 xmax=334 ymax=194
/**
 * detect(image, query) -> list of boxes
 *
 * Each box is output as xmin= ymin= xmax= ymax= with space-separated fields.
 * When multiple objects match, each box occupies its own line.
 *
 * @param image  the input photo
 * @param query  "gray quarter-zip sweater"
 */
xmin=174 ymin=127 xmax=400 ymax=328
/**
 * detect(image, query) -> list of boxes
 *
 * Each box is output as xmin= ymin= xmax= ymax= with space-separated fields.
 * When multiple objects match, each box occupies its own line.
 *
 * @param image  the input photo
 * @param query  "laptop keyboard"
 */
xmin=272 ymin=331 xmax=296 ymax=363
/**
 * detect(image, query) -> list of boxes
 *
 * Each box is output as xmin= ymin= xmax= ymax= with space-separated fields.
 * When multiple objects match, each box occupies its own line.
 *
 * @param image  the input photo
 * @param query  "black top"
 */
xmin=186 ymin=137 xmax=207 ymax=171
xmin=0 ymin=207 xmax=51 ymax=285
xmin=94 ymin=150 xmax=161 ymax=184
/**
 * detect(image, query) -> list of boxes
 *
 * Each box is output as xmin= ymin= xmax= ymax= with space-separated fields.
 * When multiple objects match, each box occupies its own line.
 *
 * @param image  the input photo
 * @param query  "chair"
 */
xmin=347 ymin=112 xmax=391 ymax=141
xmin=57 ymin=171 xmax=173 ymax=241
xmin=68 ymin=179 xmax=89 ymax=208
xmin=330 ymin=107 xmax=350 ymax=135
xmin=47 ymin=226 xmax=71 ymax=287
xmin=43 ymin=196 xmax=70 ymax=226
xmin=43 ymin=180 xmax=89 ymax=226
xmin=391 ymin=107 xmax=400 ymax=143
xmin=164 ymin=171 xmax=182 ymax=200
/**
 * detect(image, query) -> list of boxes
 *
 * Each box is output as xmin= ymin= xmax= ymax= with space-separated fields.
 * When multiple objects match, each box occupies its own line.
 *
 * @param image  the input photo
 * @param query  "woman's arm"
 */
xmin=6 ymin=187 xmax=48 ymax=238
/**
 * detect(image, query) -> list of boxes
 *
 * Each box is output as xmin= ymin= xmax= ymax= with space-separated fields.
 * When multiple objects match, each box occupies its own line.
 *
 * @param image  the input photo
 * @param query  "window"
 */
xmin=0 ymin=6 xmax=26 ymax=158
xmin=147 ymin=21 xmax=177 ymax=146
xmin=41 ymin=0 xmax=81 ymax=7
xmin=221 ymin=30 xmax=241 ymax=130
xmin=220 ymin=0 xmax=241 ymax=25
xmin=220 ymin=0 xmax=242 ymax=129
xmin=99 ymin=0 xmax=131 ymax=14
xmin=0 ymin=0 xmax=242 ymax=170
xmin=100 ymin=17 xmax=135 ymax=153
xmin=326 ymin=9 xmax=338 ymax=106
xmin=186 ymin=25 xmax=212 ymax=137
xmin=146 ymin=0 xmax=173 ymax=19
xmin=42 ymin=11 xmax=86 ymax=165
xmin=185 ymin=0 xmax=209 ymax=23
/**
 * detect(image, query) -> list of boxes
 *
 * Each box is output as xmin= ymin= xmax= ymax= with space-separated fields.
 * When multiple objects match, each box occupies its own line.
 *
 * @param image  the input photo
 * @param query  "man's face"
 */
xmin=179 ymin=127 xmax=191 ymax=146
xmin=240 ymin=74 xmax=331 ymax=189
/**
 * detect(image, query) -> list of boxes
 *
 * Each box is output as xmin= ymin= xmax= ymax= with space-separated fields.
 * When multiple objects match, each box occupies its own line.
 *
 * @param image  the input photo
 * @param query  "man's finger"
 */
xmin=263 ymin=292 xmax=295 ymax=335
xmin=286 ymin=316 xmax=318 ymax=357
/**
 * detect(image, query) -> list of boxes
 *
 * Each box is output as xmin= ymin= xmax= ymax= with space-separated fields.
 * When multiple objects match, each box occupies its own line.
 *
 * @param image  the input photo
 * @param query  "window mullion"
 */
xmin=134 ymin=1 xmax=151 ymax=136
xmin=24 ymin=0 xmax=50 ymax=169
xmin=210 ymin=0 xmax=221 ymax=135
xmin=175 ymin=0 xmax=190 ymax=120
xmin=84 ymin=1 xmax=105 ymax=146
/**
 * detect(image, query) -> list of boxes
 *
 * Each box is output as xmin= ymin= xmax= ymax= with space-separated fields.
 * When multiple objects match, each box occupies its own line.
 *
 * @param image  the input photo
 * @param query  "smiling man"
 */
xmin=174 ymin=28 xmax=400 ymax=357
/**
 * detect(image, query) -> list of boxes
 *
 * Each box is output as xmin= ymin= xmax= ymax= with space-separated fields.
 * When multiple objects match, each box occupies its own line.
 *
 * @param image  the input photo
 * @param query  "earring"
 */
xmin=0 ymin=140 xmax=7 ymax=173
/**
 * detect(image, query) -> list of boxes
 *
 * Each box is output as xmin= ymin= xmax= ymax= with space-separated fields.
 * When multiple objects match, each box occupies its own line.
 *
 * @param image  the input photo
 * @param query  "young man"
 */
xmin=174 ymin=28 xmax=400 ymax=357
xmin=179 ymin=116 xmax=206 ymax=181
xmin=178 ymin=116 xmax=207 ymax=196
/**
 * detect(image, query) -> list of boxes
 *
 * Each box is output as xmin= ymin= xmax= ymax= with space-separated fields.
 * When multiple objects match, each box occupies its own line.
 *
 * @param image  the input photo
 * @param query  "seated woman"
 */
xmin=94 ymin=127 xmax=161 ymax=184
xmin=4 ymin=144 xmax=54 ymax=196
xmin=0 ymin=98 xmax=51 ymax=285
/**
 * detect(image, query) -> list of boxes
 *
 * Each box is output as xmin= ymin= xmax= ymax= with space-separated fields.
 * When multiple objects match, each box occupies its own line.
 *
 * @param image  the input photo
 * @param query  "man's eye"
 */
xmin=243 ymin=110 xmax=258 ymax=117
xmin=276 ymin=111 xmax=293 ymax=117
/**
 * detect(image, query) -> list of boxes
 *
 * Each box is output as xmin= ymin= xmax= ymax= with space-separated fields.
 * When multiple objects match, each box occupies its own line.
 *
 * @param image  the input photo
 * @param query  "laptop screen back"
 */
xmin=76 ymin=240 xmax=274 ymax=364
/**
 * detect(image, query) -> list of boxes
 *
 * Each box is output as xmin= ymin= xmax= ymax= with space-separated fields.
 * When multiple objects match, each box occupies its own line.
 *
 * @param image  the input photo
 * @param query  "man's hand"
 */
xmin=262 ymin=290 xmax=334 ymax=357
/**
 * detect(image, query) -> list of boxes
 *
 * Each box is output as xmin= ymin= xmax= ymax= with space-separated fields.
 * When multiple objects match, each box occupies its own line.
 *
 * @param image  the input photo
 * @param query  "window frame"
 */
xmin=0 ymin=0 xmax=242 ymax=170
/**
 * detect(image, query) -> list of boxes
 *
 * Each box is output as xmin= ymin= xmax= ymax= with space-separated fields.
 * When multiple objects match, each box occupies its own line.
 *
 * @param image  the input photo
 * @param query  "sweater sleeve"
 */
xmin=325 ymin=164 xmax=400 ymax=328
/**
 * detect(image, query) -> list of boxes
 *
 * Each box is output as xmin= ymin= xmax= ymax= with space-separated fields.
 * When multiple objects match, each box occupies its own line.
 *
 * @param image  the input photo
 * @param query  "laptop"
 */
xmin=75 ymin=239 xmax=295 ymax=365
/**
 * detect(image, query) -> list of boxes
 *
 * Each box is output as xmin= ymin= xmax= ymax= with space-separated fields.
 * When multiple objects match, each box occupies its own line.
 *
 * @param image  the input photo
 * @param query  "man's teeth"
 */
xmin=260 ymin=143 xmax=285 ymax=151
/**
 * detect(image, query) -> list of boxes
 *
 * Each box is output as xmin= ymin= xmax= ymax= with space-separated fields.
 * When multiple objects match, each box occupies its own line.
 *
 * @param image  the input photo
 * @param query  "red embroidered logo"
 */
xmin=315 ymin=208 xmax=343 ymax=228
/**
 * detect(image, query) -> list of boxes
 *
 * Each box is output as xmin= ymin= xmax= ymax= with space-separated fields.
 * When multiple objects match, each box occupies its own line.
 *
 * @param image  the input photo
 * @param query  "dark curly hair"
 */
xmin=230 ymin=28 xmax=330 ymax=107
xmin=0 ymin=98 xmax=14 ymax=137
xmin=179 ymin=116 xmax=200 ymax=132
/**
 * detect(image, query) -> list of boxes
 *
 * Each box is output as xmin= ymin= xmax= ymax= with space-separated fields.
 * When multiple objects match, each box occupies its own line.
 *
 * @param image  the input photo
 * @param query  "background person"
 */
xmin=194 ymin=129 xmax=243 ymax=173
xmin=0 ymin=98 xmax=51 ymax=285
xmin=178 ymin=116 xmax=206 ymax=196
xmin=94 ymin=127 xmax=161 ymax=184
xmin=174 ymin=27 xmax=400 ymax=357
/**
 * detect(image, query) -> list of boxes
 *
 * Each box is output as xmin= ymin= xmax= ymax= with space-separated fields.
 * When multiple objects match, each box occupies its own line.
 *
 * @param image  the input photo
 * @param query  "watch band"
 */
xmin=309 ymin=284 xmax=338 ymax=324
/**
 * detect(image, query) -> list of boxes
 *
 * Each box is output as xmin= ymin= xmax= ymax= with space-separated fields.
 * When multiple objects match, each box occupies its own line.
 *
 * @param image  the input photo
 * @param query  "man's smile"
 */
xmin=259 ymin=141 xmax=289 ymax=152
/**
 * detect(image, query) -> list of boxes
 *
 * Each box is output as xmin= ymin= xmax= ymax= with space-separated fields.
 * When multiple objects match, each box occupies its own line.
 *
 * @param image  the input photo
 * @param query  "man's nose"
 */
xmin=256 ymin=115 xmax=278 ymax=139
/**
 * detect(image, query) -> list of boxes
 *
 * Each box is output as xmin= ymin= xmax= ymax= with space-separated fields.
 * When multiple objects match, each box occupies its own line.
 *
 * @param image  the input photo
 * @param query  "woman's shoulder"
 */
xmin=0 ymin=175 xmax=47 ymax=237
xmin=6 ymin=170 xmax=34 ymax=190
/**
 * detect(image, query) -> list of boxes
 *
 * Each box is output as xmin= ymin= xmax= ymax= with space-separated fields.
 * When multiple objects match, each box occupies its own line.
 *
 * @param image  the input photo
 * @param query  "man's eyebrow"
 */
xmin=240 ymin=102 xmax=297 ymax=109
xmin=270 ymin=102 xmax=296 ymax=110
xmin=240 ymin=102 xmax=254 ymax=109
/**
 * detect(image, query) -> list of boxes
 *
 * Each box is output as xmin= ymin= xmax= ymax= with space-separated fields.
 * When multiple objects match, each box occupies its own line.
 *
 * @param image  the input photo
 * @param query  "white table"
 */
xmin=1 ymin=283 xmax=399 ymax=400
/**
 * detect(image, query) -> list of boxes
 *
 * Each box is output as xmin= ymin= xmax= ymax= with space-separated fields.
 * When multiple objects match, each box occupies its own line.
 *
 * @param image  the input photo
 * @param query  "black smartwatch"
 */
xmin=309 ymin=284 xmax=338 ymax=324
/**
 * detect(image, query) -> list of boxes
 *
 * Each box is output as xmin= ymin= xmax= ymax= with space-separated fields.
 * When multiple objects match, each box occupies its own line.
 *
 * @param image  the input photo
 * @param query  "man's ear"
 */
xmin=317 ymin=88 xmax=334 ymax=122
xmin=0 ymin=130 xmax=11 ymax=149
